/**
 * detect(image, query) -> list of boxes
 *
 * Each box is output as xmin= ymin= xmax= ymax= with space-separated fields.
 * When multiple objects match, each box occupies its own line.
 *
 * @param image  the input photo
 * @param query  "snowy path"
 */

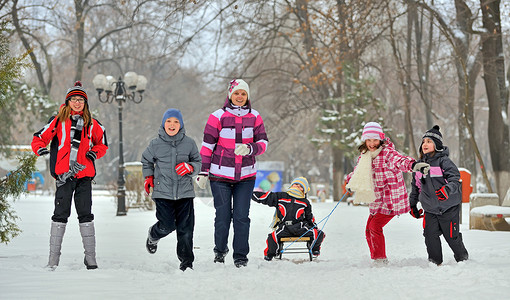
xmin=1 ymin=192 xmax=509 ymax=299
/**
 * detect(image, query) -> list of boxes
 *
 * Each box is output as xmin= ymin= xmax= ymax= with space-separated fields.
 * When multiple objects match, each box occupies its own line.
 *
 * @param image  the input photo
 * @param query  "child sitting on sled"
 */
xmin=251 ymin=177 xmax=325 ymax=261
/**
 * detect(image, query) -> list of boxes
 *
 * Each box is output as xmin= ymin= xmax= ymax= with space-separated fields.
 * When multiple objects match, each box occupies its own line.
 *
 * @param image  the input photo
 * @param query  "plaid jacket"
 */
xmin=347 ymin=139 xmax=415 ymax=215
xmin=200 ymin=98 xmax=268 ymax=181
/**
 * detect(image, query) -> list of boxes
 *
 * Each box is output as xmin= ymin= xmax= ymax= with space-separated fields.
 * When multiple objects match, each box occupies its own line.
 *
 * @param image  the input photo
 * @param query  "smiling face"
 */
xmin=230 ymin=89 xmax=248 ymax=106
xmin=421 ymin=137 xmax=435 ymax=154
xmin=164 ymin=117 xmax=181 ymax=136
xmin=69 ymin=96 xmax=85 ymax=112
xmin=365 ymin=139 xmax=381 ymax=152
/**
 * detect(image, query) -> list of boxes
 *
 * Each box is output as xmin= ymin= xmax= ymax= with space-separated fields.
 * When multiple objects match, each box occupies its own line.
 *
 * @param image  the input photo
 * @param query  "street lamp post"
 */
xmin=92 ymin=72 xmax=147 ymax=216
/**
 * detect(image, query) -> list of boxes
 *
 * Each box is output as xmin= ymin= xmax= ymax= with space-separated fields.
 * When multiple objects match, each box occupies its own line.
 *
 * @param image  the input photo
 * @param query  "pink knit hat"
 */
xmin=361 ymin=122 xmax=385 ymax=141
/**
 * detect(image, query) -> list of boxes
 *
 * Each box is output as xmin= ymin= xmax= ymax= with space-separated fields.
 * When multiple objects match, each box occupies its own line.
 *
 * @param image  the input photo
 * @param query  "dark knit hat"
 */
xmin=422 ymin=125 xmax=444 ymax=152
xmin=65 ymin=81 xmax=88 ymax=103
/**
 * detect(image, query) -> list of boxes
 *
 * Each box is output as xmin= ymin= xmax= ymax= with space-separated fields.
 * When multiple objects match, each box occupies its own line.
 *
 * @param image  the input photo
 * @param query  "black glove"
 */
xmin=86 ymin=151 xmax=97 ymax=162
xmin=37 ymin=147 xmax=50 ymax=156
xmin=409 ymin=206 xmax=424 ymax=219
xmin=436 ymin=186 xmax=448 ymax=201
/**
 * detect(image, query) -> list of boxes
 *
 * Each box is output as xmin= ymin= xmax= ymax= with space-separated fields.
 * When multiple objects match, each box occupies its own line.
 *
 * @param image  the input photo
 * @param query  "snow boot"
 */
xmin=213 ymin=250 xmax=228 ymax=263
xmin=47 ymin=221 xmax=66 ymax=269
xmin=146 ymin=229 xmax=159 ymax=254
xmin=234 ymin=259 xmax=248 ymax=268
xmin=79 ymin=222 xmax=98 ymax=269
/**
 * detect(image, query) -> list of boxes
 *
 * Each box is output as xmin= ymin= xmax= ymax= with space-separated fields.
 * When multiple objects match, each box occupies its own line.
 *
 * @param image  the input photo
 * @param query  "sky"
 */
xmin=1 ymin=191 xmax=510 ymax=300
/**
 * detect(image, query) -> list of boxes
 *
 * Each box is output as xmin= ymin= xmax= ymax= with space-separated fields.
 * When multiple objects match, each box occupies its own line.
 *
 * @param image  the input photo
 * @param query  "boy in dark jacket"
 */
xmin=252 ymin=177 xmax=325 ymax=261
xmin=141 ymin=108 xmax=201 ymax=271
xmin=409 ymin=125 xmax=468 ymax=265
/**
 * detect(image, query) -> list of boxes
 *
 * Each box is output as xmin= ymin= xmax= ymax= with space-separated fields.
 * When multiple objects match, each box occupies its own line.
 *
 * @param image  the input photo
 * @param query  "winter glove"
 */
xmin=412 ymin=162 xmax=430 ymax=175
xmin=195 ymin=172 xmax=208 ymax=189
xmin=86 ymin=150 xmax=97 ymax=162
xmin=37 ymin=147 xmax=50 ymax=156
xmin=436 ymin=186 xmax=449 ymax=201
xmin=234 ymin=144 xmax=251 ymax=156
xmin=144 ymin=176 xmax=154 ymax=196
xmin=409 ymin=206 xmax=424 ymax=219
xmin=175 ymin=162 xmax=193 ymax=176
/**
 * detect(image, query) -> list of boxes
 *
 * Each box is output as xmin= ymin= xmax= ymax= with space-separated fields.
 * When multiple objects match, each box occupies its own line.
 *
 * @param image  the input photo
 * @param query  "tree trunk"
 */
xmin=332 ymin=146 xmax=345 ymax=201
xmin=480 ymin=0 xmax=510 ymax=202
xmin=454 ymin=0 xmax=479 ymax=189
xmin=74 ymin=0 xmax=86 ymax=81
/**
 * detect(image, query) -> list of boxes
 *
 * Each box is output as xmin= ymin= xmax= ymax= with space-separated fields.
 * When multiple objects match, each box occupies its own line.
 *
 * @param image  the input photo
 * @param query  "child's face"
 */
xmin=422 ymin=138 xmax=435 ymax=154
xmin=164 ymin=117 xmax=181 ymax=136
xmin=69 ymin=96 xmax=85 ymax=112
xmin=291 ymin=183 xmax=304 ymax=192
xmin=365 ymin=139 xmax=381 ymax=152
xmin=231 ymin=89 xmax=248 ymax=106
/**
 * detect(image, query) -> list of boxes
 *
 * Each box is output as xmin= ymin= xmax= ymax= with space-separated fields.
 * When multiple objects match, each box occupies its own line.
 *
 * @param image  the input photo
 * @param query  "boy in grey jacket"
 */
xmin=141 ymin=108 xmax=201 ymax=271
xmin=409 ymin=125 xmax=468 ymax=265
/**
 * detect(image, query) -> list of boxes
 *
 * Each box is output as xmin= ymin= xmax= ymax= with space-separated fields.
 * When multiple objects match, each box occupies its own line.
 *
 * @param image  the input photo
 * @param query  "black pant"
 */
xmin=53 ymin=177 xmax=93 ymax=223
xmin=150 ymin=198 xmax=195 ymax=268
xmin=423 ymin=204 xmax=468 ymax=264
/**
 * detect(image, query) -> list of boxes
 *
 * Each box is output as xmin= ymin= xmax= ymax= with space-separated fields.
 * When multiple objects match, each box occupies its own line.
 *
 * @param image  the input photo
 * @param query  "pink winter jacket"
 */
xmin=346 ymin=139 xmax=415 ymax=216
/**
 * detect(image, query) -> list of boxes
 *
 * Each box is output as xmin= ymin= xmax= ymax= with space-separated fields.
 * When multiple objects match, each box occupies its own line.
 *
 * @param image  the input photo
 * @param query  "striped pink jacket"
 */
xmin=200 ymin=99 xmax=268 ymax=181
xmin=346 ymin=139 xmax=415 ymax=215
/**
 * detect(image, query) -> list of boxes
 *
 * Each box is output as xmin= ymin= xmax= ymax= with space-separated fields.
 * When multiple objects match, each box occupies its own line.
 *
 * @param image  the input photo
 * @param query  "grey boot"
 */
xmin=48 ymin=221 xmax=66 ymax=269
xmin=79 ymin=222 xmax=98 ymax=269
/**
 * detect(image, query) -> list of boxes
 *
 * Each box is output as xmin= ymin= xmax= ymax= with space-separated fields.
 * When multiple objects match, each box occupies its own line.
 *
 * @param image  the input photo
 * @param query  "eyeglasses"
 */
xmin=69 ymin=98 xmax=86 ymax=103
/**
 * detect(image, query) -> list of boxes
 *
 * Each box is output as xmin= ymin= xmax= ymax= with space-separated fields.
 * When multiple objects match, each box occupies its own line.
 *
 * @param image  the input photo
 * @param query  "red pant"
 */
xmin=365 ymin=213 xmax=394 ymax=259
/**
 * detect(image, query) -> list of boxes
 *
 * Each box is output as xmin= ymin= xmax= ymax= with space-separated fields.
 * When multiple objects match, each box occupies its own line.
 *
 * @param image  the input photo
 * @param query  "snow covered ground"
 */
xmin=1 ymin=191 xmax=510 ymax=300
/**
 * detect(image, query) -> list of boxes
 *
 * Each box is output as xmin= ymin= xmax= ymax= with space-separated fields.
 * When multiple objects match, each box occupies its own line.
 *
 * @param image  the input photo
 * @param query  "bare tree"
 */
xmin=479 ymin=0 xmax=509 ymax=201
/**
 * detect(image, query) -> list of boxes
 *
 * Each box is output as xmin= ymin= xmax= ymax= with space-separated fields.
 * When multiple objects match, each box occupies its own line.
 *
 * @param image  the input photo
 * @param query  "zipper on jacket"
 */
xmin=218 ymin=149 xmax=224 ymax=169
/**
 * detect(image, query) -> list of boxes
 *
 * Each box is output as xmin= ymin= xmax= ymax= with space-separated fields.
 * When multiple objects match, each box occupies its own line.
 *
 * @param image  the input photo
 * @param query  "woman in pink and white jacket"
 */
xmin=345 ymin=122 xmax=429 ymax=264
xmin=196 ymin=79 xmax=268 ymax=268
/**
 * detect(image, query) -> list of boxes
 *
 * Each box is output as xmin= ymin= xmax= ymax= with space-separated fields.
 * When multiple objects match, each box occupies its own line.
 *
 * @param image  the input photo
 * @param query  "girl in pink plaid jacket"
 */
xmin=345 ymin=122 xmax=427 ymax=264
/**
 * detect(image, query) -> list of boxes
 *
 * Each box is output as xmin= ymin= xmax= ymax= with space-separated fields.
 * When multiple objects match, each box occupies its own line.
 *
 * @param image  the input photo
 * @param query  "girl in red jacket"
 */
xmin=31 ymin=81 xmax=108 ymax=270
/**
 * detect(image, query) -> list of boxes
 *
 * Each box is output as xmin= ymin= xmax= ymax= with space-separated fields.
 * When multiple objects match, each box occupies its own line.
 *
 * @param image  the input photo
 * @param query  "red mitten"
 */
xmin=175 ymin=162 xmax=193 ymax=176
xmin=144 ymin=176 xmax=154 ymax=195
xmin=435 ymin=186 xmax=448 ymax=201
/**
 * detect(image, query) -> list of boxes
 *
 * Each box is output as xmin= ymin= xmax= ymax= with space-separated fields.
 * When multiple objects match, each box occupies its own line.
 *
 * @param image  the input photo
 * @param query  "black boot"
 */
xmin=146 ymin=228 xmax=159 ymax=254
xmin=214 ymin=250 xmax=228 ymax=263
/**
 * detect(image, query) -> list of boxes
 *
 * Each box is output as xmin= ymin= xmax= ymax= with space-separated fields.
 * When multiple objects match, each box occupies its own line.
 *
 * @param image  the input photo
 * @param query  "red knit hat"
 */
xmin=65 ymin=81 xmax=88 ymax=102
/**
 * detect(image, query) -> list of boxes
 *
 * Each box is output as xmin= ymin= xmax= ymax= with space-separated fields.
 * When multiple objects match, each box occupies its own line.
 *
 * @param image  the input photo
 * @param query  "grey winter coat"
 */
xmin=409 ymin=147 xmax=461 ymax=215
xmin=141 ymin=126 xmax=201 ymax=200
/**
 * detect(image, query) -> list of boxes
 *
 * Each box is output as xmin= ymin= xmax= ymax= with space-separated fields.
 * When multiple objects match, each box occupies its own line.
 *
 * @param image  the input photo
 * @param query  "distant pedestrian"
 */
xmin=409 ymin=125 xmax=469 ymax=265
xmin=31 ymin=81 xmax=108 ymax=270
xmin=345 ymin=122 xmax=428 ymax=264
xmin=141 ymin=108 xmax=201 ymax=271
xmin=196 ymin=79 xmax=268 ymax=268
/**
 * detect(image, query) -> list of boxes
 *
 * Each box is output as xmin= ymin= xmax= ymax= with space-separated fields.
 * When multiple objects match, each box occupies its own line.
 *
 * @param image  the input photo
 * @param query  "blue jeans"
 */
xmin=210 ymin=179 xmax=255 ymax=262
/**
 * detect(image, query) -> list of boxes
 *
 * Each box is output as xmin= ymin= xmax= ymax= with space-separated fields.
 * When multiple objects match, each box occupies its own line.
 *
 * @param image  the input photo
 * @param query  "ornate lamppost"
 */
xmin=92 ymin=72 xmax=147 ymax=216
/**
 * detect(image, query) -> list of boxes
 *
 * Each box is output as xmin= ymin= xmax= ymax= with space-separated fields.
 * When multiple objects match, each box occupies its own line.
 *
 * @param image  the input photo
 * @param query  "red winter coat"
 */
xmin=31 ymin=116 xmax=108 ymax=179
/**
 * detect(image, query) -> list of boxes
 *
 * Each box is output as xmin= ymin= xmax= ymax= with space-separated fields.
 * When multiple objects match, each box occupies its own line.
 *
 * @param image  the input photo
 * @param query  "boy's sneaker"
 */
xmin=146 ymin=231 xmax=159 ymax=254
xmin=312 ymin=250 xmax=320 ymax=256
xmin=214 ymin=251 xmax=228 ymax=263
xmin=264 ymin=255 xmax=274 ymax=261
xmin=234 ymin=260 xmax=248 ymax=268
